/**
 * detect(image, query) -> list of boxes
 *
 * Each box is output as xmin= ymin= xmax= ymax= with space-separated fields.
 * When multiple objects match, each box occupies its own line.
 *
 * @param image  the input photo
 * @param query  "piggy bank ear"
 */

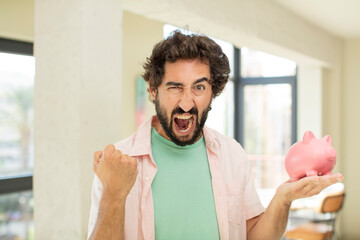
xmin=322 ymin=135 xmax=332 ymax=145
xmin=303 ymin=131 xmax=315 ymax=144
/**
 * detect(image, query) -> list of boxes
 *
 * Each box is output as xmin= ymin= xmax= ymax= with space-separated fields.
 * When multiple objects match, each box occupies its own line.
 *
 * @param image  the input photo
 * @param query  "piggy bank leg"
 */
xmin=305 ymin=170 xmax=318 ymax=177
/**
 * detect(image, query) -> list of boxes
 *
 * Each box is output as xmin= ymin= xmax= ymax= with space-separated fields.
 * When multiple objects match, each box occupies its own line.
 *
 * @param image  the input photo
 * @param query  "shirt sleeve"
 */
xmin=87 ymin=175 xmax=103 ymax=239
xmin=244 ymin=158 xmax=265 ymax=219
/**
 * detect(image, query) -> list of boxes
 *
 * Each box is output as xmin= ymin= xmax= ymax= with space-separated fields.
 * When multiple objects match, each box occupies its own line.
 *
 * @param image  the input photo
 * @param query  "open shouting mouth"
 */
xmin=173 ymin=114 xmax=196 ymax=135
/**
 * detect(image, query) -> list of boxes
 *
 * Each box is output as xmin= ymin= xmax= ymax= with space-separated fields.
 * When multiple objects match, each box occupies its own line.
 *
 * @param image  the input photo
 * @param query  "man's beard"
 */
xmin=154 ymin=98 xmax=212 ymax=146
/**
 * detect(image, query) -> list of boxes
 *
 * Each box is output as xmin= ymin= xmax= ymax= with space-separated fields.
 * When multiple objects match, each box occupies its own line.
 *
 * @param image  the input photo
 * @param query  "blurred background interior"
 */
xmin=0 ymin=0 xmax=359 ymax=239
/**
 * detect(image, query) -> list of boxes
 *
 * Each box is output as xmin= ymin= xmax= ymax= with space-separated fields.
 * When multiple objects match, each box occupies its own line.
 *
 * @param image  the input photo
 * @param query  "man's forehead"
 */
xmin=163 ymin=59 xmax=210 ymax=82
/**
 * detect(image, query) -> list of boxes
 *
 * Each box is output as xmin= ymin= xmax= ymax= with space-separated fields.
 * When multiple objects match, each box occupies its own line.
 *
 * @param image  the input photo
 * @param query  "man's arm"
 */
xmin=89 ymin=144 xmax=138 ymax=240
xmin=89 ymin=189 xmax=127 ymax=240
xmin=246 ymin=173 xmax=344 ymax=240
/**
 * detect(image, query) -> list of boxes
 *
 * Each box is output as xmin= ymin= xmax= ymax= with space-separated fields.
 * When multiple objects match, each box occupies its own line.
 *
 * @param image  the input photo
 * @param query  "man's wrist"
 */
xmin=274 ymin=189 xmax=292 ymax=208
xmin=102 ymin=187 xmax=128 ymax=204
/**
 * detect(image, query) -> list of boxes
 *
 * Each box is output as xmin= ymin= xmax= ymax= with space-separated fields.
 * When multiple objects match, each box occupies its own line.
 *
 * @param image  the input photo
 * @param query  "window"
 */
xmin=0 ymin=38 xmax=34 ymax=240
xmin=235 ymin=47 xmax=297 ymax=189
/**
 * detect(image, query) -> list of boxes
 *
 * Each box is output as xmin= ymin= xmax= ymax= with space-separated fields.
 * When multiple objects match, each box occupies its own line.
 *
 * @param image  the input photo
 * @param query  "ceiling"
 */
xmin=273 ymin=0 xmax=360 ymax=39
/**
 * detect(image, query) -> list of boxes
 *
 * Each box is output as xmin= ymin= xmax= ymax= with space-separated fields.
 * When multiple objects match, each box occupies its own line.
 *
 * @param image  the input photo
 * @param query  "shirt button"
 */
xmin=145 ymin=176 xmax=150 ymax=182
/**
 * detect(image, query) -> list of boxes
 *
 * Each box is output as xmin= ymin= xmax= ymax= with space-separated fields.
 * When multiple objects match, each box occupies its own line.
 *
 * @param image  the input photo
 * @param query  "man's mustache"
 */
xmin=171 ymin=107 xmax=198 ymax=116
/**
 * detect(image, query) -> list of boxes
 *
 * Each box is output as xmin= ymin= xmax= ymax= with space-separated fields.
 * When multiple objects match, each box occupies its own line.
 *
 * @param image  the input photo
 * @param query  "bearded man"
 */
xmin=88 ymin=31 xmax=343 ymax=240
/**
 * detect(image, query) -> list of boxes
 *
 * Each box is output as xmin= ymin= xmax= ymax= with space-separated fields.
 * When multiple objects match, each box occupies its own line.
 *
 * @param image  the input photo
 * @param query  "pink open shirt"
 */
xmin=88 ymin=116 xmax=264 ymax=240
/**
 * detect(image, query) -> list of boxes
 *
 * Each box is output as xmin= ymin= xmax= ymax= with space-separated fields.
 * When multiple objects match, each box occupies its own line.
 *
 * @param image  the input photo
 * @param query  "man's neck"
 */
xmin=151 ymin=116 xmax=171 ymax=141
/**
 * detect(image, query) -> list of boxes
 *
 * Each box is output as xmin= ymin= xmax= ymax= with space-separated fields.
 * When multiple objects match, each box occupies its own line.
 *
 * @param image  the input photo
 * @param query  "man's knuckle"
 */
xmin=114 ymin=152 xmax=122 ymax=160
xmin=105 ymin=144 xmax=115 ymax=152
xmin=93 ymin=151 xmax=100 ymax=158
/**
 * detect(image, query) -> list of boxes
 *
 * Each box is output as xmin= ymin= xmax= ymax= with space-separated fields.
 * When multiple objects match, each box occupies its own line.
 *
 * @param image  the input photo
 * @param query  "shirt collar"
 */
xmin=203 ymin=125 xmax=220 ymax=152
xmin=129 ymin=116 xmax=153 ymax=157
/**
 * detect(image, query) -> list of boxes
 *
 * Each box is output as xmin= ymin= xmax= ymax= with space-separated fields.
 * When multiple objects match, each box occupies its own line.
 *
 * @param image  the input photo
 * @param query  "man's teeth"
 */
xmin=179 ymin=118 xmax=193 ymax=133
xmin=176 ymin=115 xmax=192 ymax=120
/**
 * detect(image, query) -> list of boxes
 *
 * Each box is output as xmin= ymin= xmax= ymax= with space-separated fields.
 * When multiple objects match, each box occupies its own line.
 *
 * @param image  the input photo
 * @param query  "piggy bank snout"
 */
xmin=327 ymin=148 xmax=337 ymax=160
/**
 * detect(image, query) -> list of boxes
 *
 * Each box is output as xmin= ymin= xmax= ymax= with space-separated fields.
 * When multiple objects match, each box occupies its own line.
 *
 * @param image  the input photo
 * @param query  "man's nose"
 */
xmin=179 ymin=90 xmax=195 ymax=112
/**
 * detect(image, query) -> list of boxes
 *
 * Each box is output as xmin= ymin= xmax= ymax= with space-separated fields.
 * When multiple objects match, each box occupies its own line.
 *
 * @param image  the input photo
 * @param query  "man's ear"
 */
xmin=149 ymin=85 xmax=157 ymax=101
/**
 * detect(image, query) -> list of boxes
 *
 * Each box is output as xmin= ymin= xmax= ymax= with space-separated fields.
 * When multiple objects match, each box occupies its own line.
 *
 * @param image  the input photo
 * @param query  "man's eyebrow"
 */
xmin=193 ymin=77 xmax=209 ymax=85
xmin=165 ymin=77 xmax=209 ymax=87
xmin=165 ymin=81 xmax=184 ymax=87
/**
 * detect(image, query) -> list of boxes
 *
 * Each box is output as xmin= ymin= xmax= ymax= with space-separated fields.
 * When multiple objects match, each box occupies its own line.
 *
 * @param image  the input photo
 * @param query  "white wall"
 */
xmin=0 ymin=0 xmax=34 ymax=41
xmin=341 ymin=39 xmax=360 ymax=240
xmin=123 ymin=0 xmax=341 ymax=67
xmin=297 ymin=66 xmax=322 ymax=139
xmin=34 ymin=0 xmax=124 ymax=238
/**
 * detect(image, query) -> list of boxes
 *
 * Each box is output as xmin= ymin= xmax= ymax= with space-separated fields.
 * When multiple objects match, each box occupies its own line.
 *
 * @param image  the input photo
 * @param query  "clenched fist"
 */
xmin=93 ymin=144 xmax=138 ymax=200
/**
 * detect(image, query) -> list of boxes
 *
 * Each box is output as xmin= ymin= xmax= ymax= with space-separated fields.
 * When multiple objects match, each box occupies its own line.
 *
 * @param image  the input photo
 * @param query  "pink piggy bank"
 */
xmin=285 ymin=131 xmax=337 ymax=181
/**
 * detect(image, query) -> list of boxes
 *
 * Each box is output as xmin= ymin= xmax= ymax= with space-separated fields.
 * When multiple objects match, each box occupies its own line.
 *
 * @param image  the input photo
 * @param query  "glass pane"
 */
xmin=206 ymin=80 xmax=234 ymax=137
xmin=241 ymin=47 xmax=296 ymax=77
xmin=0 ymin=191 xmax=34 ymax=240
xmin=244 ymin=84 xmax=292 ymax=189
xmin=0 ymin=52 xmax=35 ymax=177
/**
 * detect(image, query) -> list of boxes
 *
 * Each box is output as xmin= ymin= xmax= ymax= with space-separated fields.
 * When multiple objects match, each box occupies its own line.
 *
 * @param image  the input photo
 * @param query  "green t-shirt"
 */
xmin=151 ymin=127 xmax=220 ymax=240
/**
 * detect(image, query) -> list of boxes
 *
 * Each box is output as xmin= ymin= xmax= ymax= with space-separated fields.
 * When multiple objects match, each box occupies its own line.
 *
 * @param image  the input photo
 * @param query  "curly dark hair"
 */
xmin=142 ymin=30 xmax=230 ymax=99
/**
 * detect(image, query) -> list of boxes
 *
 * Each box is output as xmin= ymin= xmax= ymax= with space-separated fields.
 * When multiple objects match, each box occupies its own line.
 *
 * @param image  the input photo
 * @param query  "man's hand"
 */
xmin=93 ymin=144 xmax=138 ymax=200
xmin=276 ymin=173 xmax=344 ymax=206
xmin=246 ymin=173 xmax=344 ymax=240
xmin=90 ymin=145 xmax=137 ymax=240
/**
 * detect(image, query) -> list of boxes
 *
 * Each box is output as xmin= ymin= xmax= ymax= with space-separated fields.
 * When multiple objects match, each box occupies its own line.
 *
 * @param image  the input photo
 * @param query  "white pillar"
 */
xmin=34 ymin=0 xmax=123 ymax=238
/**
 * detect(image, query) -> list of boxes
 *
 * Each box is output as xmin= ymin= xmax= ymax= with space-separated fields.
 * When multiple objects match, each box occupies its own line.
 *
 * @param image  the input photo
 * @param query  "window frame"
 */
xmin=233 ymin=47 xmax=297 ymax=147
xmin=0 ymin=37 xmax=33 ymax=195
